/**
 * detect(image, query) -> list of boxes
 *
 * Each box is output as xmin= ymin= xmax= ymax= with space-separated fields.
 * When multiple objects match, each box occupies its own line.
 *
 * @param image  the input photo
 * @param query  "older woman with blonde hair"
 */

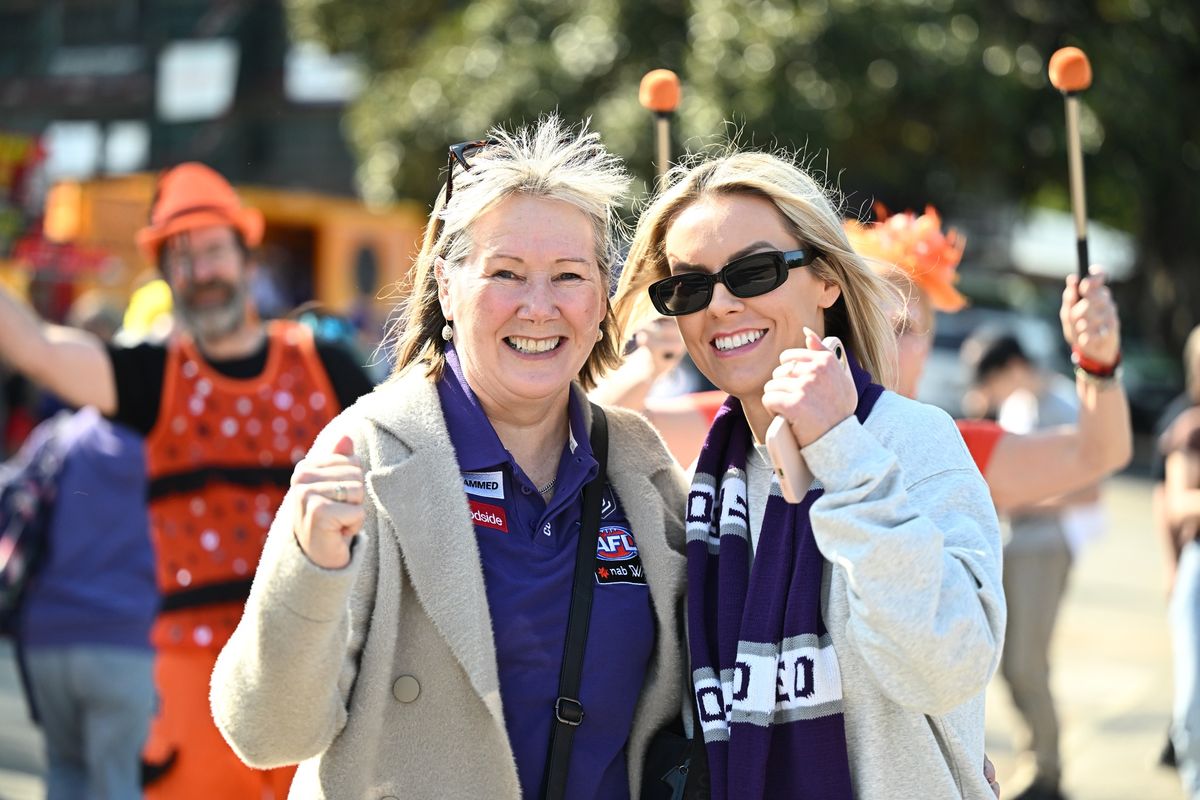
xmin=612 ymin=149 xmax=1004 ymax=799
xmin=211 ymin=117 xmax=688 ymax=799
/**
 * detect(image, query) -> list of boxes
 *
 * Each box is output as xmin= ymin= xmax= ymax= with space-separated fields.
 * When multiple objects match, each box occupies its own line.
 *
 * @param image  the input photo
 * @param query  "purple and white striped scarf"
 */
xmin=686 ymin=354 xmax=882 ymax=800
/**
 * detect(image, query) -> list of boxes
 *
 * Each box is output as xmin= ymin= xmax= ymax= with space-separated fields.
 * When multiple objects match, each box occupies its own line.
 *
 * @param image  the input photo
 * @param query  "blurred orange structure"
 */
xmin=39 ymin=172 xmax=427 ymax=320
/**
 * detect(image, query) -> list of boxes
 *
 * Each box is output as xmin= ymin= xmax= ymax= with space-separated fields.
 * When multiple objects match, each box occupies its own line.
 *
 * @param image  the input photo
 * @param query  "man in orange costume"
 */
xmin=0 ymin=163 xmax=374 ymax=797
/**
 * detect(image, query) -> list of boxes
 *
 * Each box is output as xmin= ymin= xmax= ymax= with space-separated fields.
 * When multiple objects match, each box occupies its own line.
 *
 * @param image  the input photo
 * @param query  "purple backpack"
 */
xmin=0 ymin=411 xmax=72 ymax=635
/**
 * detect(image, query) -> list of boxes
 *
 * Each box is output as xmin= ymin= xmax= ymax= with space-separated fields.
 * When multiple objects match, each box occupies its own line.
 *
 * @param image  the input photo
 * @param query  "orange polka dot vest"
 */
xmin=145 ymin=321 xmax=338 ymax=651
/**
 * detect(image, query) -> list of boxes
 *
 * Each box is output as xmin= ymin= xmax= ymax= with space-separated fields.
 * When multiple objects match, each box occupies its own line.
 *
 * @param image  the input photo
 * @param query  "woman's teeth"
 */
xmin=713 ymin=329 xmax=765 ymax=352
xmin=507 ymin=336 xmax=560 ymax=354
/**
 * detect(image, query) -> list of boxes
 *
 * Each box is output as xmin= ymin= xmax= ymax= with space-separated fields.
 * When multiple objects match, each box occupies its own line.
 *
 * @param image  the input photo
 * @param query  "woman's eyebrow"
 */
xmin=668 ymin=240 xmax=780 ymax=272
xmin=485 ymin=253 xmax=592 ymax=264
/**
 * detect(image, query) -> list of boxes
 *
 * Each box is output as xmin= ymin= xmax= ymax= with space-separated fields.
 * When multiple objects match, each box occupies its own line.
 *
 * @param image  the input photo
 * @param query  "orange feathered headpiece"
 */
xmin=844 ymin=203 xmax=967 ymax=313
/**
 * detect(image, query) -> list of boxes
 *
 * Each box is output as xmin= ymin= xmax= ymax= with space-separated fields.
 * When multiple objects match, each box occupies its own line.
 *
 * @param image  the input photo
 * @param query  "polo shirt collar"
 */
xmin=437 ymin=345 xmax=595 ymax=472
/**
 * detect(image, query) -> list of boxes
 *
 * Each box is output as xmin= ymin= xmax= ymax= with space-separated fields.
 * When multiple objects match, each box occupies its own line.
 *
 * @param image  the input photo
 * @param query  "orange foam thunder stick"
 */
xmin=1048 ymin=46 xmax=1094 ymax=279
xmin=638 ymin=69 xmax=681 ymax=183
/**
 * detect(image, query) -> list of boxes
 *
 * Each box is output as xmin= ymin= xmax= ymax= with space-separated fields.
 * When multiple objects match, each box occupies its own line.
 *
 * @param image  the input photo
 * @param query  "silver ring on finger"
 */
xmin=335 ymin=483 xmax=346 ymax=503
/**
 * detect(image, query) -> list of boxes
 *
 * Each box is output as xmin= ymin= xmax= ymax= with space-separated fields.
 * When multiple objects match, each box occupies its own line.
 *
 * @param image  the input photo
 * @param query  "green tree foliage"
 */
xmin=288 ymin=0 xmax=1199 ymax=342
xmin=287 ymin=0 xmax=694 ymax=205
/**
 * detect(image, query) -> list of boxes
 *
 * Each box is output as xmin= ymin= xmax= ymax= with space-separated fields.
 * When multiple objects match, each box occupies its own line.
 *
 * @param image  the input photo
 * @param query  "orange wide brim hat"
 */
xmin=135 ymin=162 xmax=265 ymax=264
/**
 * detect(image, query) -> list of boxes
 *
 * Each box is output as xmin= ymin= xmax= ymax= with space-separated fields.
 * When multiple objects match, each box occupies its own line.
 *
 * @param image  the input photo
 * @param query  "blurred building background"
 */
xmin=0 ymin=0 xmax=358 ymax=191
xmin=0 ymin=0 xmax=427 ymax=363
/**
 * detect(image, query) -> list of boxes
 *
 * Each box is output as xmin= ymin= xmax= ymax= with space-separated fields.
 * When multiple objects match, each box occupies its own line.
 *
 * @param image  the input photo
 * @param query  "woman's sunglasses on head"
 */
xmin=647 ymin=248 xmax=820 ymax=317
xmin=432 ymin=137 xmax=497 ymax=241
xmin=444 ymin=137 xmax=498 ymax=203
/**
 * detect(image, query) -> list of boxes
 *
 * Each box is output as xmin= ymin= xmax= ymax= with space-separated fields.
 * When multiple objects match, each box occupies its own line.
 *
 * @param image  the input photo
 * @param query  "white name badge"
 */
xmin=462 ymin=470 xmax=504 ymax=500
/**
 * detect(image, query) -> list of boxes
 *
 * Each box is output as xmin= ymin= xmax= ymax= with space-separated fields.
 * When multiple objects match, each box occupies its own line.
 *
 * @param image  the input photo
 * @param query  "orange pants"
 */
xmin=143 ymin=647 xmax=295 ymax=799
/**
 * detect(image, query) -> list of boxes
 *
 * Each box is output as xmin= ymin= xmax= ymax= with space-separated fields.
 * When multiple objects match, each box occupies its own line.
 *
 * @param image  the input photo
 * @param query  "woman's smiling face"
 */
xmin=662 ymin=193 xmax=841 ymax=401
xmin=438 ymin=194 xmax=606 ymax=413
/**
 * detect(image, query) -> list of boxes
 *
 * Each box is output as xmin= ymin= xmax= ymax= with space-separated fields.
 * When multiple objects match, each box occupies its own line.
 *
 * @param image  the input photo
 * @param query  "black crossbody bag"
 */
xmin=540 ymin=404 xmax=708 ymax=800
xmin=640 ymin=694 xmax=709 ymax=800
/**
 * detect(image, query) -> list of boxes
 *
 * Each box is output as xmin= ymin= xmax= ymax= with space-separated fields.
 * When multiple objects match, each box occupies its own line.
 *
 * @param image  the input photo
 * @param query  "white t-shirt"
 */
xmin=745 ymin=441 xmax=776 ymax=560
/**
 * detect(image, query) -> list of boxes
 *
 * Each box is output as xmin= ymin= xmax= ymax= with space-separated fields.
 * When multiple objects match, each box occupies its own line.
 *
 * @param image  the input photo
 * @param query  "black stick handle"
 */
xmin=1064 ymin=94 xmax=1090 ymax=280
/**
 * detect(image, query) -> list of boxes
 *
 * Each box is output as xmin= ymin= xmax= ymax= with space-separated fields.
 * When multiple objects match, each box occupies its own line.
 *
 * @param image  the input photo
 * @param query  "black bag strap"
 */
xmin=541 ymin=403 xmax=608 ymax=800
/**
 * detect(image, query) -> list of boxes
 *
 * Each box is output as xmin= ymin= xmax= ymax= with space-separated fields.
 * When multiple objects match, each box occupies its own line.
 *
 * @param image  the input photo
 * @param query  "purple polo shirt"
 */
xmin=437 ymin=347 xmax=655 ymax=800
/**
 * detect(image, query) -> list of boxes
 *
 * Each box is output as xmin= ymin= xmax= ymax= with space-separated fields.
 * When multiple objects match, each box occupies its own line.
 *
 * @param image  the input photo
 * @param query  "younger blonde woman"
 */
xmin=613 ymin=149 xmax=1005 ymax=799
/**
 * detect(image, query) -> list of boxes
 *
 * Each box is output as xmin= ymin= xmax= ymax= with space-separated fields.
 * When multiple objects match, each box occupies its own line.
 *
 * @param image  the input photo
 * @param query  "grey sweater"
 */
xmin=769 ymin=391 xmax=1006 ymax=798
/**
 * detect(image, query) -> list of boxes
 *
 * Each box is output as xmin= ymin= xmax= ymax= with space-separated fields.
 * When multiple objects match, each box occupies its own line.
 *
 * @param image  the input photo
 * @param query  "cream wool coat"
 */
xmin=210 ymin=369 xmax=689 ymax=799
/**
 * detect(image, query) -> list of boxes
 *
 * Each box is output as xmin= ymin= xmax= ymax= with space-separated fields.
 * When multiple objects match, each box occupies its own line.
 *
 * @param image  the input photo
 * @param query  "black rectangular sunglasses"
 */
xmin=647 ymin=248 xmax=820 ymax=316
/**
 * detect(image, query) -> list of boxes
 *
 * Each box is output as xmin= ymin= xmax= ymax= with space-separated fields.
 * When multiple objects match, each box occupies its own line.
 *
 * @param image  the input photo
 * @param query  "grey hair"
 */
xmin=388 ymin=115 xmax=630 ymax=389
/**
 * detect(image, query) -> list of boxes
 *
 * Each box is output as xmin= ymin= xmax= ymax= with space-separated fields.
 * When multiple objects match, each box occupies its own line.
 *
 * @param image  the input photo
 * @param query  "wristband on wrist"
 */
xmin=1074 ymin=364 xmax=1122 ymax=389
xmin=1071 ymin=348 xmax=1121 ymax=378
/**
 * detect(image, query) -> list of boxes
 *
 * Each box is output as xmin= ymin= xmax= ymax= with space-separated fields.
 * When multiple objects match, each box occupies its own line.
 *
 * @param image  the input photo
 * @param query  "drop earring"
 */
xmin=441 ymin=323 xmax=453 ymax=341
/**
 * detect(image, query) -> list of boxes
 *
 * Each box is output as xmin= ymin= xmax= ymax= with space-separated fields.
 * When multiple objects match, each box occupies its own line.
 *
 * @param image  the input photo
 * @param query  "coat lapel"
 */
xmin=357 ymin=374 xmax=505 ymax=724
xmin=598 ymin=404 xmax=686 ymax=640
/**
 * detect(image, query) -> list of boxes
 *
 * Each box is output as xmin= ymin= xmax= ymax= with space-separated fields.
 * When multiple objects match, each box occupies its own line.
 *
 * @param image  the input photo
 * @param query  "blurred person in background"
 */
xmin=211 ymin=118 xmax=689 ymax=799
xmin=0 ymin=162 xmax=374 ymax=799
xmin=1159 ymin=323 xmax=1200 ymax=799
xmin=10 ymin=293 xmax=157 ymax=800
xmin=962 ymin=331 xmax=1114 ymax=800
xmin=1154 ymin=326 xmax=1200 ymax=597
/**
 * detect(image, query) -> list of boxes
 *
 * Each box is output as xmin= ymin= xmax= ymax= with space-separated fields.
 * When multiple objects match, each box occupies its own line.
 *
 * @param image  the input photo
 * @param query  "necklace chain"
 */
xmin=537 ymin=476 xmax=557 ymax=495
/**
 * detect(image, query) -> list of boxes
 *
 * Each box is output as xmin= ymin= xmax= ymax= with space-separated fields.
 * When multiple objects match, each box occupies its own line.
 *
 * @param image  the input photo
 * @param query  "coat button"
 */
xmin=392 ymin=675 xmax=420 ymax=703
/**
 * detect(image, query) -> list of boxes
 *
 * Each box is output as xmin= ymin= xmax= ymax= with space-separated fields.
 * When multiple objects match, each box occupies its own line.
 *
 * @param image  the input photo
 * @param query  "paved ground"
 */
xmin=986 ymin=474 xmax=1184 ymax=800
xmin=0 ymin=646 xmax=42 ymax=800
xmin=0 ymin=474 xmax=1186 ymax=799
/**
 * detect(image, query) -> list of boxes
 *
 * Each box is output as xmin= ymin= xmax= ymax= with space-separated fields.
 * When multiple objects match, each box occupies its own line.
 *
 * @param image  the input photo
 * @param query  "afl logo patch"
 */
xmin=596 ymin=526 xmax=638 ymax=561
xmin=594 ymin=526 xmax=647 ymax=586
